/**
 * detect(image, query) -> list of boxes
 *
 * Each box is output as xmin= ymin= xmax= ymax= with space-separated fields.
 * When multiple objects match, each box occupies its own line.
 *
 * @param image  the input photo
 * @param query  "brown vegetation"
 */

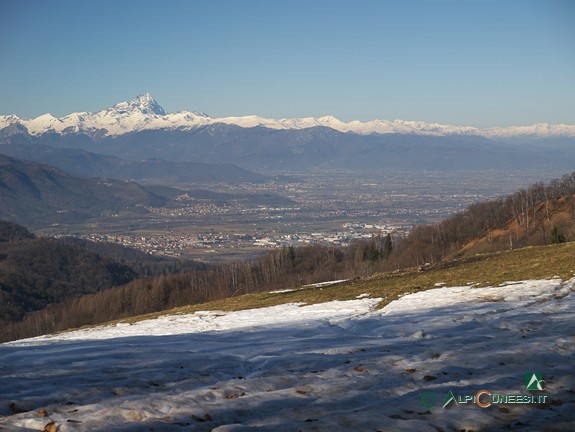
xmin=0 ymin=233 xmax=137 ymax=323
xmin=384 ymin=172 xmax=575 ymax=269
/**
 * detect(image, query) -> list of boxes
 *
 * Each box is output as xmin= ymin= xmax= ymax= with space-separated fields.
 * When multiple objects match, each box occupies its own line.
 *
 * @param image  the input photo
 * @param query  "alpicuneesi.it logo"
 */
xmin=420 ymin=373 xmax=548 ymax=409
xmin=525 ymin=372 xmax=544 ymax=391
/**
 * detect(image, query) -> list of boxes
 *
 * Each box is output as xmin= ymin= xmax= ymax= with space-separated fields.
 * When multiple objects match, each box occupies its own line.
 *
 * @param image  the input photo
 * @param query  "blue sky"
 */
xmin=1 ymin=0 xmax=573 ymax=127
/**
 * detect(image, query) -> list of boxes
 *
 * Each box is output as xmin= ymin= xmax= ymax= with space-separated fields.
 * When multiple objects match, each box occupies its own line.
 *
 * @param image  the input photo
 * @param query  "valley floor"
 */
xmin=1 ymin=278 xmax=574 ymax=431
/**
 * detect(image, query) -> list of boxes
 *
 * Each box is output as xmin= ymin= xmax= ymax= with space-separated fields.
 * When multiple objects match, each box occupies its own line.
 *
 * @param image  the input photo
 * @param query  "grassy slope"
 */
xmin=110 ymin=241 xmax=575 ymax=326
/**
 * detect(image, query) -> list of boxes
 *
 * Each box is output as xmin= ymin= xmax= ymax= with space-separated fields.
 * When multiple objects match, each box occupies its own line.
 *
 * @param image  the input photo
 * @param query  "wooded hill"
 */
xmin=0 ymin=222 xmax=201 ymax=328
xmin=386 ymin=172 xmax=575 ymax=270
xmin=1 ymin=171 xmax=575 ymax=342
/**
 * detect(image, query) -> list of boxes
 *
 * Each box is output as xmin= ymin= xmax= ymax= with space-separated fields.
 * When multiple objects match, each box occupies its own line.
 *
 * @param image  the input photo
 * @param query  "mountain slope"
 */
xmin=5 ymin=123 xmax=573 ymax=172
xmin=0 ymin=221 xmax=136 ymax=323
xmin=0 ymin=154 xmax=166 ymax=227
xmin=94 ymin=127 xmax=575 ymax=171
xmin=0 ymin=143 xmax=269 ymax=184
xmin=365 ymin=170 xmax=575 ymax=272
xmin=457 ymin=194 xmax=575 ymax=257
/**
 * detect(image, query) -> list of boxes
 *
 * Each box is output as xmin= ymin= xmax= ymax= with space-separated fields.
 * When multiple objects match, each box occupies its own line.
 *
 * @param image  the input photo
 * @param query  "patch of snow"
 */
xmin=304 ymin=279 xmax=348 ymax=288
xmin=1 ymin=278 xmax=574 ymax=430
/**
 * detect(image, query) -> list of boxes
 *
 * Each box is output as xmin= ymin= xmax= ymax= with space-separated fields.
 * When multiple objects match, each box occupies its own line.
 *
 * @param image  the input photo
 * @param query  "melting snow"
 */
xmin=1 ymin=279 xmax=574 ymax=431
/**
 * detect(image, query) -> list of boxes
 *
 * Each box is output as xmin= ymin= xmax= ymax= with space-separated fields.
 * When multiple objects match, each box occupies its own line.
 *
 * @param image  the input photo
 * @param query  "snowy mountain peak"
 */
xmin=110 ymin=93 xmax=167 ymax=116
xmin=2 ymin=94 xmax=574 ymax=139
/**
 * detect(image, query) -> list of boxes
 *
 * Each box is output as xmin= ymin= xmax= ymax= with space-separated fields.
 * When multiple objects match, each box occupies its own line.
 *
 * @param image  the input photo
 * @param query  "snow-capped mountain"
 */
xmin=0 ymin=94 xmax=212 ymax=137
xmin=1 ymin=93 xmax=574 ymax=139
xmin=110 ymin=92 xmax=167 ymax=116
xmin=1 ymin=93 xmax=574 ymax=173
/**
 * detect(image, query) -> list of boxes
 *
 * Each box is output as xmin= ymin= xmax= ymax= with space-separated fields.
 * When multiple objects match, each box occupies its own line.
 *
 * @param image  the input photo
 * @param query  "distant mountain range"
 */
xmin=1 ymin=94 xmax=574 ymax=172
xmin=1 ymin=93 xmax=574 ymax=139
xmin=0 ymin=143 xmax=269 ymax=184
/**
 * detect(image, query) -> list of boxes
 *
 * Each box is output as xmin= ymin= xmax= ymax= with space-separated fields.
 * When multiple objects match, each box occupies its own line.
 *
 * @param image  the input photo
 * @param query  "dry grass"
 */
xmin=80 ymin=241 xmax=575 ymax=328
xmin=64 ymin=242 xmax=575 ymax=327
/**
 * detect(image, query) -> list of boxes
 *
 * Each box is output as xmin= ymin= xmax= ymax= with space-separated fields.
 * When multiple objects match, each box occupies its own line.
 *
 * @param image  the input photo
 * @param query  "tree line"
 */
xmin=1 ymin=239 xmax=395 ymax=341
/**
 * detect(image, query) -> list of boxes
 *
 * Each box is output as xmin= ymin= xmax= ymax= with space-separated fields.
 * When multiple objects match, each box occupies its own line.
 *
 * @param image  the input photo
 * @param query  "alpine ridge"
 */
xmin=1 ymin=94 xmax=574 ymax=139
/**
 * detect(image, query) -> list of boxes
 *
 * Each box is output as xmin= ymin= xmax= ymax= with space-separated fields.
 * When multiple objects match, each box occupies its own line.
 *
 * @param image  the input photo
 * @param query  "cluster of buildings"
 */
xmin=67 ymin=222 xmax=410 ymax=258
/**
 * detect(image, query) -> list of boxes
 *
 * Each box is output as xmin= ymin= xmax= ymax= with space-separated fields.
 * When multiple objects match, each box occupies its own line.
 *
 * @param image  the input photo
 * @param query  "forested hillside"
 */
xmin=0 ymin=222 xmax=201 ymax=330
xmin=0 ymin=223 xmax=136 ymax=323
xmin=386 ymin=172 xmax=575 ymax=269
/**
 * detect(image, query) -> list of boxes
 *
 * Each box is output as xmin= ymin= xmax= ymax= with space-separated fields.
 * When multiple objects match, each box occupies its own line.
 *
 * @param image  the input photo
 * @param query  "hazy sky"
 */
xmin=1 ymin=0 xmax=573 ymax=127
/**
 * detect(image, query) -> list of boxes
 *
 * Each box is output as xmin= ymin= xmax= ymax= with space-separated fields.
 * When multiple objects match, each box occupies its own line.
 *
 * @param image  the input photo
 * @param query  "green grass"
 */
xmin=106 ymin=241 xmax=575 ymax=328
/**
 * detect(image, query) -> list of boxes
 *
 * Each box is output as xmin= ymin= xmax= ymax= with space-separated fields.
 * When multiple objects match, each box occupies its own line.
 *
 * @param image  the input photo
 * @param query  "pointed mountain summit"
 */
xmin=110 ymin=93 xmax=167 ymax=116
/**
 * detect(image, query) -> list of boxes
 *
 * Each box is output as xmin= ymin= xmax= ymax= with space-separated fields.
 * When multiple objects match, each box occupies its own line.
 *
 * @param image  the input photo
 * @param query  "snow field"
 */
xmin=1 ymin=278 xmax=574 ymax=431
